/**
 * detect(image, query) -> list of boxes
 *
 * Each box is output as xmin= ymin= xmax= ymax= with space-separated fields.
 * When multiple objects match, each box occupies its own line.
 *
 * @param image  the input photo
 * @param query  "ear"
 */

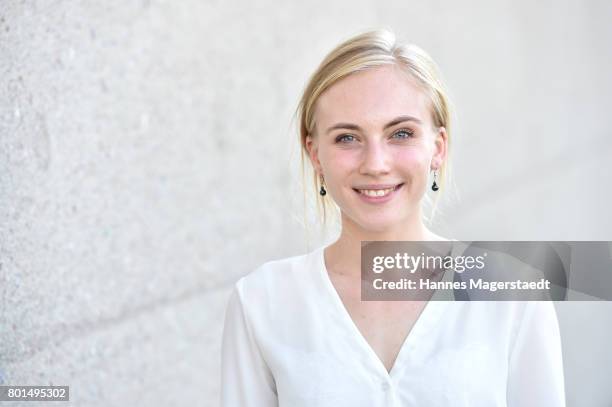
xmin=305 ymin=134 xmax=323 ymax=175
xmin=431 ymin=127 xmax=448 ymax=170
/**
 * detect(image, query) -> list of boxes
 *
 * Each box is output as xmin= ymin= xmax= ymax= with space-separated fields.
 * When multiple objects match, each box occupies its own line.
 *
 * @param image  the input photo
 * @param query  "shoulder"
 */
xmin=234 ymin=247 xmax=322 ymax=303
xmin=227 ymin=248 xmax=324 ymax=326
xmin=493 ymin=301 xmax=560 ymax=348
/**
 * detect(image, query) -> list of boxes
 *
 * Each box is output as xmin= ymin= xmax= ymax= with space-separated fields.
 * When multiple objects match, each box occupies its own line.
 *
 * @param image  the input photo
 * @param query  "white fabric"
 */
xmin=221 ymin=246 xmax=566 ymax=407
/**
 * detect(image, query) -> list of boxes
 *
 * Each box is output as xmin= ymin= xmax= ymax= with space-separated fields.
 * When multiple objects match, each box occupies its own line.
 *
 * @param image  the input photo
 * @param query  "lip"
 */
xmin=353 ymin=183 xmax=404 ymax=204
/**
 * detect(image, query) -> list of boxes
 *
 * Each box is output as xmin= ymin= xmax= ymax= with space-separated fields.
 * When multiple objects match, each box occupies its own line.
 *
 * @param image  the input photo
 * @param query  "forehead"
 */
xmin=314 ymin=64 xmax=432 ymax=132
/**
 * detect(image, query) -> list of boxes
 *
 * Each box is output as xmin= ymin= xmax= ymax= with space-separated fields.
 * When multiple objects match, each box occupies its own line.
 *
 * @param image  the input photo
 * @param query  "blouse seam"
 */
xmin=235 ymin=277 xmax=278 ymax=395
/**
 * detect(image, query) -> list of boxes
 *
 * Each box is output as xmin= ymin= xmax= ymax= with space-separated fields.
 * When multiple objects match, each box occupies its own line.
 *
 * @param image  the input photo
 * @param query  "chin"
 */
xmin=338 ymin=193 xmax=420 ymax=233
xmin=353 ymin=213 xmax=403 ymax=234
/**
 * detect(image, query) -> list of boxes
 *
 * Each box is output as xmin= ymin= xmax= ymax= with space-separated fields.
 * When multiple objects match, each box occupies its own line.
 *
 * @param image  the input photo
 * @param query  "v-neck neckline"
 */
xmin=315 ymin=245 xmax=447 ymax=380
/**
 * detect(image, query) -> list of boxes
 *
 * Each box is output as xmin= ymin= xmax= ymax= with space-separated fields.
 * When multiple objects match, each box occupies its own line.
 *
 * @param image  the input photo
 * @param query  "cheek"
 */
xmin=320 ymin=149 xmax=356 ymax=176
xmin=394 ymin=147 xmax=430 ymax=171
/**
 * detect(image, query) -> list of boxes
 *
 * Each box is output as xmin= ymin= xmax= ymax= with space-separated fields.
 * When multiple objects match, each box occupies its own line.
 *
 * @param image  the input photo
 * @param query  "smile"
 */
xmin=353 ymin=183 xmax=404 ymax=202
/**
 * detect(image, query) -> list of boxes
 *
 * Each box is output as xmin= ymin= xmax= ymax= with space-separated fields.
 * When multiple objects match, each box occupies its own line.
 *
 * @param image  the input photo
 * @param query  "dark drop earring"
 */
xmin=319 ymin=175 xmax=327 ymax=196
xmin=431 ymin=170 xmax=439 ymax=192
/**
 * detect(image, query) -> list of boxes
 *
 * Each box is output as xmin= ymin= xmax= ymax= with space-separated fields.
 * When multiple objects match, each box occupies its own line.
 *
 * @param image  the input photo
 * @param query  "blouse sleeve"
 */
xmin=506 ymin=301 xmax=566 ymax=407
xmin=221 ymin=281 xmax=278 ymax=407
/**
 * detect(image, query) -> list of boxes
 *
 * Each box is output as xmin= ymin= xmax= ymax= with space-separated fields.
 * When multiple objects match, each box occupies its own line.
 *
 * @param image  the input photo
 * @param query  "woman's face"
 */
xmin=306 ymin=64 xmax=447 ymax=233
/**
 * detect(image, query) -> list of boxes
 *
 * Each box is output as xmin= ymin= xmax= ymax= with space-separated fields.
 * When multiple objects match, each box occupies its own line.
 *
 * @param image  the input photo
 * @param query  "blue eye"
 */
xmin=336 ymin=134 xmax=356 ymax=143
xmin=392 ymin=129 xmax=414 ymax=139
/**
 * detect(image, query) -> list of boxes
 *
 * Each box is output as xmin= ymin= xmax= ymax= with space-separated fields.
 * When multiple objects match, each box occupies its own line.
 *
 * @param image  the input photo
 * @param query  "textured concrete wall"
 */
xmin=1 ymin=1 xmax=610 ymax=406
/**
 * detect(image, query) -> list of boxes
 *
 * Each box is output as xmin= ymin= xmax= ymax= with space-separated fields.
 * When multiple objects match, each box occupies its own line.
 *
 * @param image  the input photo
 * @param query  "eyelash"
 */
xmin=335 ymin=129 xmax=414 ymax=143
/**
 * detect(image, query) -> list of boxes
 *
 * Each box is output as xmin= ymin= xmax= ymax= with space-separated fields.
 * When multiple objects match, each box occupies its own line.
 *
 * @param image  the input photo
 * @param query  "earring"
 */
xmin=431 ymin=170 xmax=439 ymax=192
xmin=319 ymin=175 xmax=327 ymax=196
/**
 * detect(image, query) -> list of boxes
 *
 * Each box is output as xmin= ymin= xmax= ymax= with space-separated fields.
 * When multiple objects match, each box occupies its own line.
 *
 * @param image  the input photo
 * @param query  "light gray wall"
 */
xmin=1 ymin=0 xmax=610 ymax=406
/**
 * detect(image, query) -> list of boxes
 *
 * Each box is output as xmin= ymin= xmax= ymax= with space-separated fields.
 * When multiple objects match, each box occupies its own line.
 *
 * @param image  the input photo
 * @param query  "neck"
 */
xmin=324 ymin=209 xmax=438 ymax=278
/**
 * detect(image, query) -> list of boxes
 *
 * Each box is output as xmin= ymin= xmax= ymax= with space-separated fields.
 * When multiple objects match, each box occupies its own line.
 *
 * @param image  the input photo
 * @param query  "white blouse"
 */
xmin=221 ymin=245 xmax=566 ymax=407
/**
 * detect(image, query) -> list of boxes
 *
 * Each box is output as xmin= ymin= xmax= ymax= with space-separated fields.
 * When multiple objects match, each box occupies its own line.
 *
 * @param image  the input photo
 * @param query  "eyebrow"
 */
xmin=325 ymin=115 xmax=423 ymax=135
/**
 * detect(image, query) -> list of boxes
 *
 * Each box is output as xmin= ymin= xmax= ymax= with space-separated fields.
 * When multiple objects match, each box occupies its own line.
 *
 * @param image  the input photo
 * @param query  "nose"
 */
xmin=359 ymin=141 xmax=391 ymax=176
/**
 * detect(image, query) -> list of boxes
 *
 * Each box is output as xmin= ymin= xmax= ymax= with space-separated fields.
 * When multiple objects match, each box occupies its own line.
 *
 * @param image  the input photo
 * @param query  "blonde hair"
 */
xmin=295 ymin=28 xmax=454 ymax=227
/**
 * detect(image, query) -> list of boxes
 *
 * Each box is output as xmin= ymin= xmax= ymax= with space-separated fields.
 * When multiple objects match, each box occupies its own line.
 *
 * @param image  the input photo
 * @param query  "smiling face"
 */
xmin=306 ymin=64 xmax=447 ymax=234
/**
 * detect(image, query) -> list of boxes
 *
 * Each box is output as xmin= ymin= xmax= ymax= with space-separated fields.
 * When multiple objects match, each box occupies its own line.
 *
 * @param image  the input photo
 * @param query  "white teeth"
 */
xmin=358 ymin=187 xmax=395 ymax=197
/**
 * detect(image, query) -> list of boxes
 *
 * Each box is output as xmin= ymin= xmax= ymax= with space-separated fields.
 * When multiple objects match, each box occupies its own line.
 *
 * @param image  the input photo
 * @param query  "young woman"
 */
xmin=221 ymin=29 xmax=565 ymax=407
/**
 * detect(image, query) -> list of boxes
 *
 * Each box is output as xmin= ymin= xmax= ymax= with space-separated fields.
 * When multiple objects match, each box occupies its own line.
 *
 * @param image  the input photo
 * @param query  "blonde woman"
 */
xmin=221 ymin=29 xmax=565 ymax=407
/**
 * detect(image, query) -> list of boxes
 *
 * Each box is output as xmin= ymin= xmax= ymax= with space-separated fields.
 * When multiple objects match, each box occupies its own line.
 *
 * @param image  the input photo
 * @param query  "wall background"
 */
xmin=1 ymin=0 xmax=610 ymax=406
